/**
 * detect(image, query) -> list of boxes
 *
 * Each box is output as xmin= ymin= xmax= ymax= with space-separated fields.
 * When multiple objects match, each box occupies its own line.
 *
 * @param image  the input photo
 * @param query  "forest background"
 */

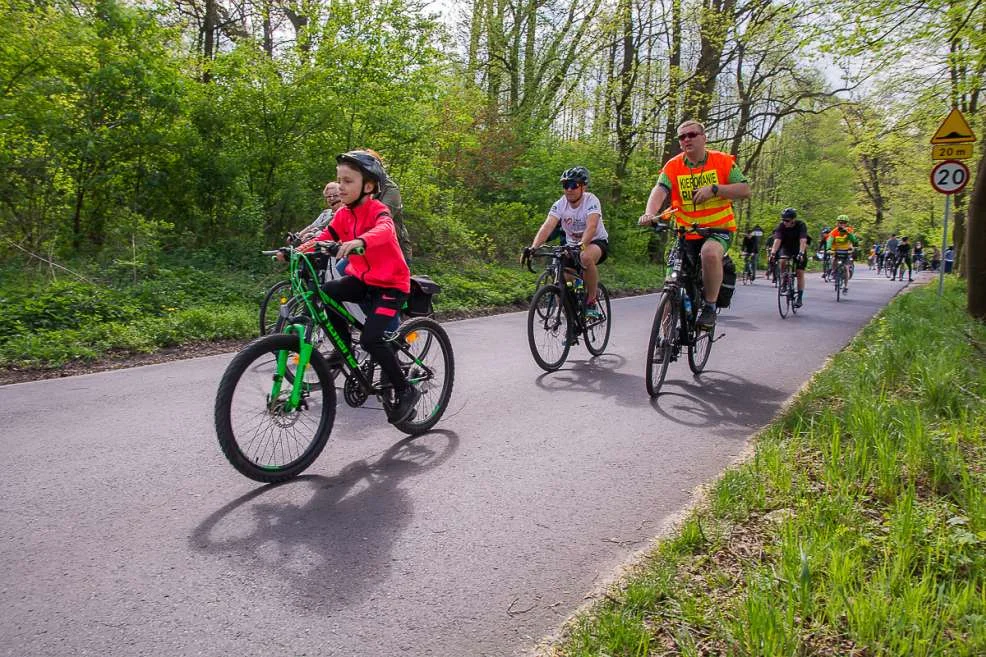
xmin=0 ymin=0 xmax=983 ymax=367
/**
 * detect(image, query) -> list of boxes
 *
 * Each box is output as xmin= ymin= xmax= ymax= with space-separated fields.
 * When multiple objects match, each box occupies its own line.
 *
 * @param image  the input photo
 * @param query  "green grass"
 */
xmin=546 ymin=277 xmax=986 ymax=657
xmin=0 ymin=257 xmax=663 ymax=368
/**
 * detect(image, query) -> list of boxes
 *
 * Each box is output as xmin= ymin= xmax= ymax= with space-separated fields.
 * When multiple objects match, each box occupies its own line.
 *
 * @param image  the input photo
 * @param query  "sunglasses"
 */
xmin=562 ymin=180 xmax=581 ymax=190
xmin=677 ymin=131 xmax=703 ymax=141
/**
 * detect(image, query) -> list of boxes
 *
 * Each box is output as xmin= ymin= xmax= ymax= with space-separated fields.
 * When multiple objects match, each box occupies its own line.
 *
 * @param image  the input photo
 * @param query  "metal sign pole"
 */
xmin=939 ymin=194 xmax=950 ymax=297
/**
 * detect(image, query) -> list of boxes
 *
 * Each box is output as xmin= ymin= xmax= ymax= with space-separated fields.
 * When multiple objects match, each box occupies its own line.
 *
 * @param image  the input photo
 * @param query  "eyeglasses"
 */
xmin=562 ymin=180 xmax=581 ymax=190
xmin=677 ymin=131 xmax=703 ymax=141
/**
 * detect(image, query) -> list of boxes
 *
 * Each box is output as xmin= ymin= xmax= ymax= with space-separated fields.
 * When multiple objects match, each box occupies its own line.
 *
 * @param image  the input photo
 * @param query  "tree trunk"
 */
xmin=682 ymin=0 xmax=735 ymax=125
xmin=968 ymin=150 xmax=986 ymax=318
xmin=612 ymin=0 xmax=636 ymax=205
xmin=202 ymin=0 xmax=216 ymax=82
xmin=660 ymin=0 xmax=682 ymax=163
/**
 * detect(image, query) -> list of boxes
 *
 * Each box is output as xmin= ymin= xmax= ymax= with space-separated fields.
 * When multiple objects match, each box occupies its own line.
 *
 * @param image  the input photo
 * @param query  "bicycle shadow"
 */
xmin=649 ymin=370 xmax=788 ymax=439
xmin=533 ymin=353 xmax=648 ymax=409
xmin=190 ymin=430 xmax=459 ymax=612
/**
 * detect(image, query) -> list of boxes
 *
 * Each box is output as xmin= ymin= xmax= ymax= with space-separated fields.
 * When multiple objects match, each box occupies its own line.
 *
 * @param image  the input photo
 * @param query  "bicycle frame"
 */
xmin=658 ymin=223 xmax=715 ymax=344
xmin=263 ymin=244 xmax=430 ymax=412
xmin=529 ymin=245 xmax=591 ymax=333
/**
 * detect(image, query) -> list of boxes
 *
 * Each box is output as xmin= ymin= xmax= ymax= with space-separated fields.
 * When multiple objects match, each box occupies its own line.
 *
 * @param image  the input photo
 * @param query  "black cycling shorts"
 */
xmin=778 ymin=247 xmax=806 ymax=271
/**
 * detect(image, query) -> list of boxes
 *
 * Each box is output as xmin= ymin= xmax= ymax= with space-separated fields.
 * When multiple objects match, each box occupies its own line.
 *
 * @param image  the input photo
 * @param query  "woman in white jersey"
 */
xmin=526 ymin=166 xmax=609 ymax=319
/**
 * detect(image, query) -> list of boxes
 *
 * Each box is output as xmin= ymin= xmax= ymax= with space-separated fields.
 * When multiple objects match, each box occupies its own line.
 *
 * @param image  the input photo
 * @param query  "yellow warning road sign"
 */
xmin=931 ymin=108 xmax=976 ymax=144
xmin=932 ymin=143 xmax=974 ymax=160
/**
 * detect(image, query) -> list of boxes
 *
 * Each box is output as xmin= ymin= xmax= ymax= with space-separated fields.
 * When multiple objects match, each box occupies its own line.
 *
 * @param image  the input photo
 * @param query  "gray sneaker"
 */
xmin=696 ymin=304 xmax=717 ymax=331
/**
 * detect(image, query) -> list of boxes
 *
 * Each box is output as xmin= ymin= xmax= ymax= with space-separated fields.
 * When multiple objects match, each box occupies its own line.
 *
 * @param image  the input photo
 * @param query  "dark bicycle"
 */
xmin=832 ymin=249 xmax=852 ymax=301
xmin=774 ymin=255 xmax=799 ymax=318
xmin=741 ymin=252 xmax=755 ymax=285
xmin=884 ymin=253 xmax=899 ymax=280
xmin=215 ymin=241 xmax=454 ymax=483
xmin=523 ymin=244 xmax=612 ymax=371
xmin=645 ymin=220 xmax=727 ymax=397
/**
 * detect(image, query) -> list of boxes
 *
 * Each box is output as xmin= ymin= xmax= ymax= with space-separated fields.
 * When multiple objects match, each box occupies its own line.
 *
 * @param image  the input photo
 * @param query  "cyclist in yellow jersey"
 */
xmin=825 ymin=215 xmax=860 ymax=293
xmin=638 ymin=120 xmax=751 ymax=330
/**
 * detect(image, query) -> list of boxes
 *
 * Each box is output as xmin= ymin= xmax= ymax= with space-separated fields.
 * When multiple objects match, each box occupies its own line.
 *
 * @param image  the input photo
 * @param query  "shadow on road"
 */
xmin=650 ymin=370 xmax=788 ymax=439
xmin=190 ymin=430 xmax=459 ymax=612
xmin=533 ymin=353 xmax=652 ymax=409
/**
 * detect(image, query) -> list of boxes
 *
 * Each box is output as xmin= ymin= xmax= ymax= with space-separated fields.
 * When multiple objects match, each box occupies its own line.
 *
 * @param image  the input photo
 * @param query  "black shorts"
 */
xmin=591 ymin=239 xmax=609 ymax=265
xmin=778 ymin=247 xmax=806 ymax=271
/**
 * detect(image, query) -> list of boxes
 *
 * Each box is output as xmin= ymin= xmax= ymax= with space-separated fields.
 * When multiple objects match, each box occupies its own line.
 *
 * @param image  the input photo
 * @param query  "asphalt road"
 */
xmin=1 ymin=268 xmax=918 ymax=657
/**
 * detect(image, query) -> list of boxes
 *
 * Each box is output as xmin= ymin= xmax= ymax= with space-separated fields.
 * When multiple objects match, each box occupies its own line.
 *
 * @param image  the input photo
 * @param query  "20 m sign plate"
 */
xmin=930 ymin=160 xmax=970 ymax=195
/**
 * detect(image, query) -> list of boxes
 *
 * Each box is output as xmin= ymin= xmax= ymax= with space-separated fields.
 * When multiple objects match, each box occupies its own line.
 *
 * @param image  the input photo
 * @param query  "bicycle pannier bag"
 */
xmin=407 ymin=275 xmax=441 ymax=316
xmin=717 ymin=255 xmax=736 ymax=308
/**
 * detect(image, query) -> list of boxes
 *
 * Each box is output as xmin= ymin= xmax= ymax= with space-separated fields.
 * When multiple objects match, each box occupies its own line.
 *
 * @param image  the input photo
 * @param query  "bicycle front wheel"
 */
xmin=584 ymin=283 xmax=612 ymax=356
xmin=392 ymin=317 xmax=455 ymax=435
xmin=259 ymin=280 xmax=292 ymax=336
xmin=646 ymin=292 xmax=679 ymax=397
xmin=777 ymin=271 xmax=790 ymax=318
xmin=528 ymin=285 xmax=571 ymax=371
xmin=687 ymin=324 xmax=713 ymax=374
xmin=214 ymin=334 xmax=337 ymax=483
xmin=835 ymin=267 xmax=842 ymax=301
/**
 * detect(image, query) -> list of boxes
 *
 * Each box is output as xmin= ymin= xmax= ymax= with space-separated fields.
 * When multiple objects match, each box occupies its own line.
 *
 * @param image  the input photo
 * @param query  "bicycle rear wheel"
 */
xmin=391 ymin=317 xmax=455 ymax=435
xmin=528 ymin=285 xmax=571 ymax=371
xmin=646 ymin=292 xmax=679 ymax=397
xmin=259 ymin=280 xmax=292 ymax=336
xmin=584 ymin=283 xmax=612 ymax=356
xmin=214 ymin=334 xmax=337 ymax=483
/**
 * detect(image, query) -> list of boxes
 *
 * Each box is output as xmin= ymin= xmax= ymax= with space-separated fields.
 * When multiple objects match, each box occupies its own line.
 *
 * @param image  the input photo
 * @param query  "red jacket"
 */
xmin=313 ymin=198 xmax=410 ymax=293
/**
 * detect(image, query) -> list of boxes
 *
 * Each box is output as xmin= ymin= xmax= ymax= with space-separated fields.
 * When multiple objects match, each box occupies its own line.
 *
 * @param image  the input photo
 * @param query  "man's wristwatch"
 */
xmin=711 ymin=184 xmax=719 ymax=197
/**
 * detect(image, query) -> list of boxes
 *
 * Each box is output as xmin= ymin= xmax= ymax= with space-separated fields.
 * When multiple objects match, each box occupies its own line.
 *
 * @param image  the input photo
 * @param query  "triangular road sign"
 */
xmin=931 ymin=108 xmax=976 ymax=144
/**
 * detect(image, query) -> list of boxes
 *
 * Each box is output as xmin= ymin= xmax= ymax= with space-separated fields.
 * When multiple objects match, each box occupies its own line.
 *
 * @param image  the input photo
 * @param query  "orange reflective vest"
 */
xmin=663 ymin=150 xmax=737 ymax=239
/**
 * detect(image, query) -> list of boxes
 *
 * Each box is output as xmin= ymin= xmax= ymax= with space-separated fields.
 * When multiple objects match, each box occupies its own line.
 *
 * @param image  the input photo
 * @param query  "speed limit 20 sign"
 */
xmin=930 ymin=160 xmax=970 ymax=194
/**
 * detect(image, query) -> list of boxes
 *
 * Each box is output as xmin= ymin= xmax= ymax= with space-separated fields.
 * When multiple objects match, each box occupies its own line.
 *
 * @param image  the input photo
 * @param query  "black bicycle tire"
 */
xmin=835 ymin=266 xmax=842 ymax=302
xmin=259 ymin=280 xmax=292 ymax=336
xmin=214 ymin=334 xmax=337 ymax=483
xmin=687 ymin=317 xmax=713 ymax=374
xmin=646 ymin=292 xmax=678 ymax=397
xmin=527 ymin=285 xmax=571 ymax=371
xmin=777 ymin=269 xmax=790 ymax=318
xmin=392 ymin=317 xmax=455 ymax=435
xmin=584 ymin=283 xmax=612 ymax=356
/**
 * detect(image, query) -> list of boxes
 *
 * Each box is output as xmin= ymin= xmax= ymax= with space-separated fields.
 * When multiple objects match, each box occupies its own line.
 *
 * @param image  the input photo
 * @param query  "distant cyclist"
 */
xmin=825 ymin=215 xmax=860 ymax=293
xmin=768 ymin=208 xmax=808 ymax=307
xmin=819 ymin=226 xmax=832 ymax=281
xmin=527 ymin=166 xmax=609 ymax=319
xmin=894 ymin=236 xmax=913 ymax=281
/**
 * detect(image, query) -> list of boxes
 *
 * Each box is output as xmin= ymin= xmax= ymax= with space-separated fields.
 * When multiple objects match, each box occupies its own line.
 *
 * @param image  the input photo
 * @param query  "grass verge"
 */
xmin=544 ymin=277 xmax=986 ymax=657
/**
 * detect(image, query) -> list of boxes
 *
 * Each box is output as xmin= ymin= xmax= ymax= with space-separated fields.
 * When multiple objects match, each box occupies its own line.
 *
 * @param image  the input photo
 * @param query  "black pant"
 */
xmin=322 ymin=276 xmax=409 ymax=393
xmin=897 ymin=255 xmax=912 ymax=278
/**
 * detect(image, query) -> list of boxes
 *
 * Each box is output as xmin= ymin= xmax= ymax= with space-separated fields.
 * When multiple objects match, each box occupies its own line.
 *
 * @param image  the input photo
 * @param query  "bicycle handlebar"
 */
xmin=522 ymin=244 xmax=581 ymax=273
xmin=650 ymin=220 xmax=732 ymax=239
xmin=261 ymin=240 xmax=364 ymax=260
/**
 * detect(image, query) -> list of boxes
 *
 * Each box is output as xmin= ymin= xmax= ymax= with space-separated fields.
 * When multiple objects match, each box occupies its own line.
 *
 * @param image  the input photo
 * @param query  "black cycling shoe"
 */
xmin=696 ymin=304 xmax=717 ymax=331
xmin=387 ymin=386 xmax=421 ymax=425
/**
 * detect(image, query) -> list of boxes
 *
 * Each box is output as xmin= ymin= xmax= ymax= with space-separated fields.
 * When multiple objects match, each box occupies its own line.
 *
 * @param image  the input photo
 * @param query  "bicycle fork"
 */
xmin=270 ymin=323 xmax=314 ymax=413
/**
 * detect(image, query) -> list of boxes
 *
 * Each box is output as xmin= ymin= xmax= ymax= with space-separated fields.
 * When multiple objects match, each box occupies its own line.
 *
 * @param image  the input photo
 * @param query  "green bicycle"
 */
xmin=215 ymin=241 xmax=455 ymax=483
